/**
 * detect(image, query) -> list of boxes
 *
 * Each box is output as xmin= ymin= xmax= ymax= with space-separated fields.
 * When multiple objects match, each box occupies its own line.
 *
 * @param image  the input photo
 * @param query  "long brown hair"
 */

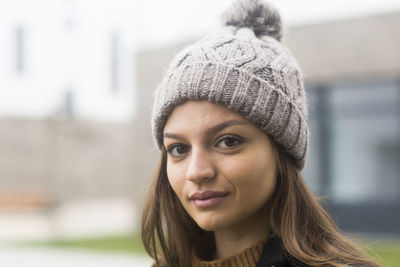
xmin=141 ymin=143 xmax=380 ymax=267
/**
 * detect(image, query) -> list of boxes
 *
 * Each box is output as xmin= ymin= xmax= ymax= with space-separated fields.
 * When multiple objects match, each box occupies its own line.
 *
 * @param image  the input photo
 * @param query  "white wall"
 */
xmin=0 ymin=0 xmax=136 ymax=122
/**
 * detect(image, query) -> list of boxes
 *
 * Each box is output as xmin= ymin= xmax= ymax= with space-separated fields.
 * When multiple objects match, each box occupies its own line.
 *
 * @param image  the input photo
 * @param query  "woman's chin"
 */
xmin=195 ymin=220 xmax=219 ymax=232
xmin=193 ymin=214 xmax=231 ymax=232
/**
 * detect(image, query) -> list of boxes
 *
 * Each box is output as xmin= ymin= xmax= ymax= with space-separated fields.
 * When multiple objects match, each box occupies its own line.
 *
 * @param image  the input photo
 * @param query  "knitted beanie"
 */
xmin=151 ymin=0 xmax=309 ymax=169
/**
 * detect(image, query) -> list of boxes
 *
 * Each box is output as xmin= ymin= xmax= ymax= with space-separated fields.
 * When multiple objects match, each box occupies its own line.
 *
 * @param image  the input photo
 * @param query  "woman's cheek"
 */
xmin=221 ymin=152 xmax=254 ymax=177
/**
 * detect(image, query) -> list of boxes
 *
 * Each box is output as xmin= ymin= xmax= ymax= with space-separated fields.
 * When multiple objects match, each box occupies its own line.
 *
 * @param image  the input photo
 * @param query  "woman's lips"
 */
xmin=189 ymin=191 xmax=229 ymax=208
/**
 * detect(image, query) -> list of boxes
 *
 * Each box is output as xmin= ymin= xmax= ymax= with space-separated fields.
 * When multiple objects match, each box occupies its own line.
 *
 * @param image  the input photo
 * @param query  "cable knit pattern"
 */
xmin=151 ymin=0 xmax=309 ymax=169
xmin=192 ymin=237 xmax=267 ymax=267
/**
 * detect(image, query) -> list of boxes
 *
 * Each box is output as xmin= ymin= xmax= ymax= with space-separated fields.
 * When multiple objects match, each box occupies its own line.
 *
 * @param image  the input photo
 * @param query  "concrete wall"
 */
xmin=284 ymin=12 xmax=400 ymax=83
xmin=0 ymin=118 xmax=153 ymax=207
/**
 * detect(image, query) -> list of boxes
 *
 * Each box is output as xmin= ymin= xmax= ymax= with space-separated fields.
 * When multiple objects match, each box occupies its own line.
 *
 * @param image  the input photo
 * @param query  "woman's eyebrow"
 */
xmin=206 ymin=119 xmax=248 ymax=135
xmin=163 ymin=132 xmax=183 ymax=140
xmin=163 ymin=120 xmax=248 ymax=140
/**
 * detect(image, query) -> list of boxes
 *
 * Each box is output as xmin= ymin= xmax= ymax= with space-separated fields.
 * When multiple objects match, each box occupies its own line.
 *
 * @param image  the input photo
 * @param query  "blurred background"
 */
xmin=0 ymin=0 xmax=399 ymax=266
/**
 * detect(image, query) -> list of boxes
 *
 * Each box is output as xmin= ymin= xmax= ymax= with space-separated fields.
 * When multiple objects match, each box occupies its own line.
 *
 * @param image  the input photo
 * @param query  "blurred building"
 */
xmin=1 ymin=2 xmax=399 ymax=239
xmin=136 ymin=11 xmax=400 ymax=235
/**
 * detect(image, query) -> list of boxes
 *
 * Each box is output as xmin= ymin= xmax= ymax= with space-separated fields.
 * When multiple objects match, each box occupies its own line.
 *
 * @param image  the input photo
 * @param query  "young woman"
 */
xmin=141 ymin=0 xmax=381 ymax=266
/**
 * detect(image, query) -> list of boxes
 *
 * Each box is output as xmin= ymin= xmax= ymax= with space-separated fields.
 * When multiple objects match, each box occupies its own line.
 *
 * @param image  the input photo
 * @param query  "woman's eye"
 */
xmin=167 ymin=144 xmax=190 ymax=157
xmin=216 ymin=136 xmax=243 ymax=149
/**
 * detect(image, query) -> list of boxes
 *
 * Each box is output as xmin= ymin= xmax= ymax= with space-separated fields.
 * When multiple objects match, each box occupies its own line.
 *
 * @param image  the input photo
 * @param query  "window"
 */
xmin=329 ymin=81 xmax=400 ymax=204
xmin=303 ymin=80 xmax=400 ymax=233
xmin=110 ymin=31 xmax=119 ymax=92
xmin=15 ymin=25 xmax=25 ymax=73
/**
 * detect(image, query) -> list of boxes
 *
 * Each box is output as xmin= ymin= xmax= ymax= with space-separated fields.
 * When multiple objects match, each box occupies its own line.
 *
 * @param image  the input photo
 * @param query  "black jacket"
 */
xmin=255 ymin=234 xmax=308 ymax=267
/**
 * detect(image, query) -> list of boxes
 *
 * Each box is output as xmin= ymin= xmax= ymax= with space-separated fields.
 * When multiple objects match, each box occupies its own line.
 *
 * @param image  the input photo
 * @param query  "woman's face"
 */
xmin=163 ymin=101 xmax=277 ymax=232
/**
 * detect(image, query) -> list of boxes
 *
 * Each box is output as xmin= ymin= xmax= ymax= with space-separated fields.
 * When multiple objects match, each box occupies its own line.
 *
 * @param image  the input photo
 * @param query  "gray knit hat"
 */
xmin=151 ymin=0 xmax=309 ymax=169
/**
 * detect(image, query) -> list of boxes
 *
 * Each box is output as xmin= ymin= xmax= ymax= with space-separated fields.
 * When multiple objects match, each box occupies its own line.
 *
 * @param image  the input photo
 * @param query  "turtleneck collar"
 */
xmin=192 ymin=235 xmax=269 ymax=267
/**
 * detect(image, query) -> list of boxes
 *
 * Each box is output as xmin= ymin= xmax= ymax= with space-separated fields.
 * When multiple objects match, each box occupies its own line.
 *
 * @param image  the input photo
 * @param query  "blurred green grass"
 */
xmin=362 ymin=240 xmax=400 ymax=267
xmin=24 ymin=235 xmax=400 ymax=266
xmin=23 ymin=235 xmax=146 ymax=255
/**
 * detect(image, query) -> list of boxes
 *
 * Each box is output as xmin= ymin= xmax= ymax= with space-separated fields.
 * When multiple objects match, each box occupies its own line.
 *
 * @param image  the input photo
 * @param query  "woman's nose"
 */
xmin=185 ymin=148 xmax=216 ymax=183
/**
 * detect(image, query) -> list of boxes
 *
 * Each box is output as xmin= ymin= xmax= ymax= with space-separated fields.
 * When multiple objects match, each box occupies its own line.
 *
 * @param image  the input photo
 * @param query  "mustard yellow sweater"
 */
xmin=192 ymin=238 xmax=267 ymax=267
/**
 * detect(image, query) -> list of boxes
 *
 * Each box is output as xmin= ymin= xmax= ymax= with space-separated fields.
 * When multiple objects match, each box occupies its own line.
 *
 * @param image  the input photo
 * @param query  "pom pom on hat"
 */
xmin=222 ymin=0 xmax=282 ymax=41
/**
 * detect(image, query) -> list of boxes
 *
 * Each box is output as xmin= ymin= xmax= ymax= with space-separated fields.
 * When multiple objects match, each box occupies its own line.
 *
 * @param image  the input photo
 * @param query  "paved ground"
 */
xmin=0 ymin=245 xmax=153 ymax=267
